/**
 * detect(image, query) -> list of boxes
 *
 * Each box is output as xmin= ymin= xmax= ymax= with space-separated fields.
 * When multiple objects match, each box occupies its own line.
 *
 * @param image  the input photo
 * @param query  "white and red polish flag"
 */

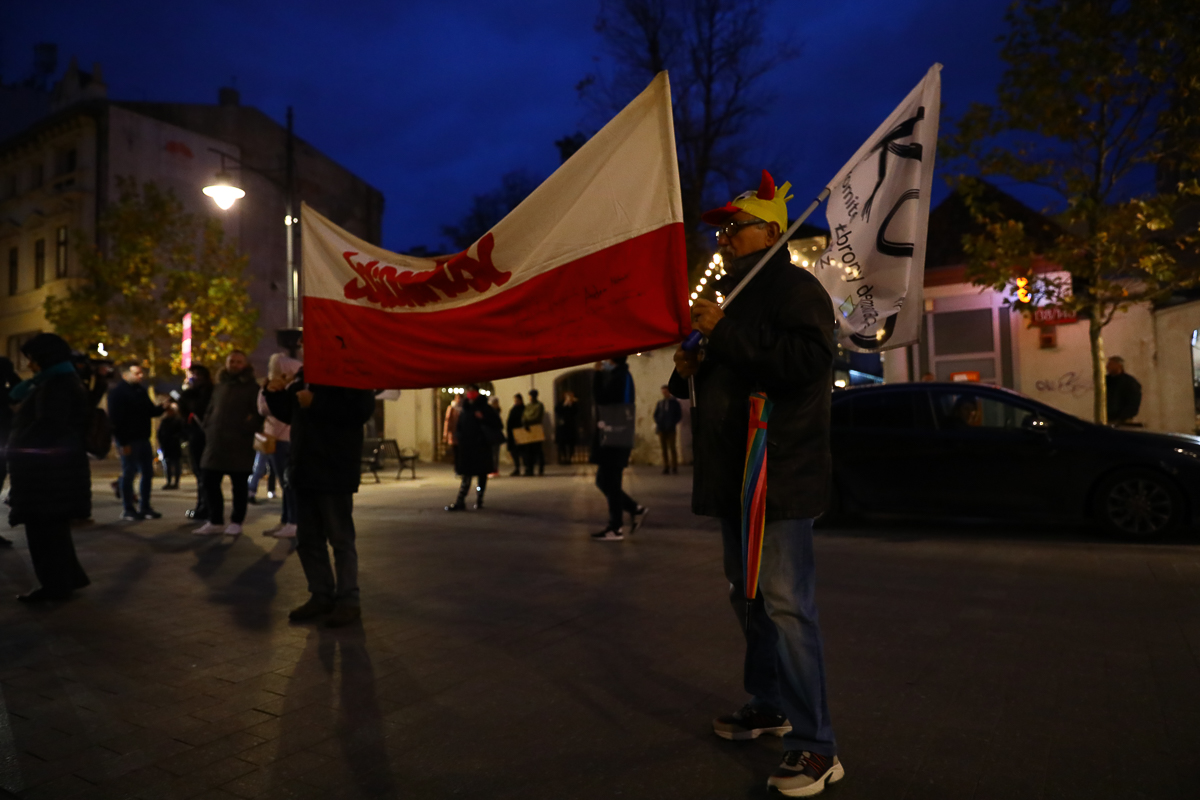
xmin=301 ymin=72 xmax=690 ymax=389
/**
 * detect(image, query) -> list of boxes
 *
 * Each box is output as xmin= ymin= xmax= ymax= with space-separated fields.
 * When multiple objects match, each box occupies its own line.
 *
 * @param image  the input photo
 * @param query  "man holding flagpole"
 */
xmin=669 ymin=172 xmax=842 ymax=797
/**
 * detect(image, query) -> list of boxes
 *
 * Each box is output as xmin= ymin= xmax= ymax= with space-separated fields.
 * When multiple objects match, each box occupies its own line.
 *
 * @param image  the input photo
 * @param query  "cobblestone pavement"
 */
xmin=1 ymin=460 xmax=1199 ymax=799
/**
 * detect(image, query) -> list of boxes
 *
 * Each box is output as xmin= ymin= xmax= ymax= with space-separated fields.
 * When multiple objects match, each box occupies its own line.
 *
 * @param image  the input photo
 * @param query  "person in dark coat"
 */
xmin=668 ymin=172 xmax=840 ymax=796
xmin=265 ymin=366 xmax=377 ymax=628
xmin=178 ymin=364 xmax=213 ymax=519
xmin=7 ymin=333 xmax=91 ymax=602
xmin=505 ymin=393 xmax=526 ymax=477
xmin=445 ymin=385 xmax=502 ymax=511
xmin=193 ymin=351 xmax=262 ymax=536
xmin=590 ymin=356 xmax=647 ymax=541
xmin=0 ymin=357 xmax=21 ymax=548
xmin=653 ymin=384 xmax=683 ymax=474
xmin=157 ymin=401 xmax=184 ymax=490
xmin=1106 ymin=356 xmax=1142 ymax=425
xmin=108 ymin=361 xmax=166 ymax=520
xmin=555 ymin=391 xmax=579 ymax=464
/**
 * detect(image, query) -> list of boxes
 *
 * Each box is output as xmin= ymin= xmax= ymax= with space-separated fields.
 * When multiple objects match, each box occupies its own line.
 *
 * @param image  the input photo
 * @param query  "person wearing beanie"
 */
xmin=669 ymin=171 xmax=842 ymax=796
xmin=7 ymin=333 xmax=92 ymax=601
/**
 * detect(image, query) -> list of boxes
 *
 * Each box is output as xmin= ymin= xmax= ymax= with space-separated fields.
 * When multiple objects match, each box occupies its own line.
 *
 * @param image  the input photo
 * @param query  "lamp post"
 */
xmin=202 ymin=106 xmax=299 ymax=328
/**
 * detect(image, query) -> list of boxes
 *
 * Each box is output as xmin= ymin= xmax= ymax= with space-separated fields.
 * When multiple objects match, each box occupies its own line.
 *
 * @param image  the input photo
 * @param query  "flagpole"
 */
xmin=682 ymin=186 xmax=832 ymax=354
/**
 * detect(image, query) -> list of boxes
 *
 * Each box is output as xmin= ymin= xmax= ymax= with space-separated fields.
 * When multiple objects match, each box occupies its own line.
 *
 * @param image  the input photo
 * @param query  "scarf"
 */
xmin=9 ymin=361 xmax=76 ymax=404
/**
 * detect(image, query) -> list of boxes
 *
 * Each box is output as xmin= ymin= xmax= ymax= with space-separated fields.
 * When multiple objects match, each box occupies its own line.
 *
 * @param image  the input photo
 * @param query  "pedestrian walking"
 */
xmin=445 ymin=385 xmax=503 ymax=511
xmin=669 ymin=172 xmax=842 ymax=796
xmin=7 ymin=333 xmax=91 ymax=602
xmin=193 ymin=351 xmax=262 ymax=537
xmin=1106 ymin=356 xmax=1142 ymax=425
xmin=265 ymin=366 xmax=377 ymax=628
xmin=522 ymin=388 xmax=546 ymax=476
xmin=179 ymin=365 xmax=213 ymax=520
xmin=157 ymin=400 xmax=184 ymax=490
xmin=488 ymin=395 xmax=503 ymax=477
xmin=653 ymin=384 xmax=682 ymax=474
xmin=590 ymin=357 xmax=647 ymax=541
xmin=0 ymin=357 xmax=21 ymax=549
xmin=555 ymin=390 xmax=579 ymax=464
xmin=505 ymin=393 xmax=525 ymax=476
xmin=108 ymin=361 xmax=166 ymax=520
xmin=262 ymin=353 xmax=301 ymax=538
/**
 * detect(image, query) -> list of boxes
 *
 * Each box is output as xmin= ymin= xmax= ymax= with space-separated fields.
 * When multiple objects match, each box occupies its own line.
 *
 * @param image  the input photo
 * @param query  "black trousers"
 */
xmin=523 ymin=443 xmax=545 ymax=475
xmin=296 ymin=492 xmax=359 ymax=605
xmin=204 ymin=470 xmax=250 ymax=525
xmin=188 ymin=435 xmax=207 ymax=512
xmin=26 ymin=517 xmax=90 ymax=594
xmin=455 ymin=473 xmax=488 ymax=504
xmin=595 ymin=462 xmax=638 ymax=530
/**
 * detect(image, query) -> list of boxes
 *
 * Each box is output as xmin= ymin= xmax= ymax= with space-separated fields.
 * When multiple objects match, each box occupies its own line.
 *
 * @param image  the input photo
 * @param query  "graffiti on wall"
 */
xmin=1034 ymin=372 xmax=1092 ymax=397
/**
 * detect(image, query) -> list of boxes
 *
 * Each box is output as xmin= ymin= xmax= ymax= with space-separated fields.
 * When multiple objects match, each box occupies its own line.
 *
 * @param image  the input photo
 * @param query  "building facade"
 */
xmin=880 ymin=189 xmax=1200 ymax=435
xmin=0 ymin=52 xmax=384 ymax=375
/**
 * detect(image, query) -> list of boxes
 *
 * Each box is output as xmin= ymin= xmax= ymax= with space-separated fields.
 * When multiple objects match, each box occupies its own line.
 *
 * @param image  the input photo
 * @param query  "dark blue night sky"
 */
xmin=1 ymin=0 xmax=1014 ymax=252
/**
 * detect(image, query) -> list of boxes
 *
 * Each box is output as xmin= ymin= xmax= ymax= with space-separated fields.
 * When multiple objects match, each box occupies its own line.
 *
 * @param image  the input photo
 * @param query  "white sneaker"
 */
xmin=261 ymin=525 xmax=282 ymax=536
xmin=193 ymin=522 xmax=224 ymax=535
xmin=224 ymin=523 xmax=243 ymax=536
xmin=272 ymin=524 xmax=297 ymax=539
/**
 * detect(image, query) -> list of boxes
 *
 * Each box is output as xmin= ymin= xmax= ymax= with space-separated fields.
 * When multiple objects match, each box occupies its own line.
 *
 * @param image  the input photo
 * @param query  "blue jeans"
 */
xmin=721 ymin=517 xmax=836 ymax=756
xmin=119 ymin=439 xmax=155 ymax=514
xmin=247 ymin=450 xmax=274 ymax=496
xmin=271 ymin=441 xmax=296 ymax=525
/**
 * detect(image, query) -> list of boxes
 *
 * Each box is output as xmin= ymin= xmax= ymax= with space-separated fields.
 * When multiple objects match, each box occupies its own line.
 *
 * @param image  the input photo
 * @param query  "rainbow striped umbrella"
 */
xmin=741 ymin=392 xmax=773 ymax=621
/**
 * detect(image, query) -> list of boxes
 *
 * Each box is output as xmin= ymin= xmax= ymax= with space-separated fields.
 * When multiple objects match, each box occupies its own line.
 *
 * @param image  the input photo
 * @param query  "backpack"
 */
xmin=86 ymin=407 xmax=112 ymax=459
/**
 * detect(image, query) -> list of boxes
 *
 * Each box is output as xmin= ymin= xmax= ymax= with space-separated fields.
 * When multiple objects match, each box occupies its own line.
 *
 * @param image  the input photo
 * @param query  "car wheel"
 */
xmin=1093 ymin=468 xmax=1185 ymax=540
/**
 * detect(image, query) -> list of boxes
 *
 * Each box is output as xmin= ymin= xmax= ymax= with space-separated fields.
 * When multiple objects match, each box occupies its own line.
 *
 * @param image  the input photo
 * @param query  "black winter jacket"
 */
xmin=178 ymin=383 xmax=212 ymax=444
xmin=592 ymin=363 xmax=635 ymax=469
xmin=505 ymin=403 xmax=525 ymax=450
xmin=668 ymin=247 xmax=835 ymax=522
xmin=8 ymin=370 xmax=92 ymax=524
xmin=265 ymin=374 xmax=376 ymax=493
xmin=201 ymin=368 xmax=262 ymax=473
xmin=107 ymin=379 xmax=164 ymax=445
xmin=455 ymin=396 xmax=502 ymax=476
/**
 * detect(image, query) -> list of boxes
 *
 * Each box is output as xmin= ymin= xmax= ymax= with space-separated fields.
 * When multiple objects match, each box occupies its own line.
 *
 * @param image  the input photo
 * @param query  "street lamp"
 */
xmin=201 ymin=171 xmax=245 ymax=210
xmin=201 ymin=106 xmax=299 ymax=328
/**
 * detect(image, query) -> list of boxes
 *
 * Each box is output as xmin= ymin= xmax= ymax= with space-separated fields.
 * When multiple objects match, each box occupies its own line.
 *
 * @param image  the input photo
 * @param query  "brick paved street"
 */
xmin=1 ymin=462 xmax=1199 ymax=799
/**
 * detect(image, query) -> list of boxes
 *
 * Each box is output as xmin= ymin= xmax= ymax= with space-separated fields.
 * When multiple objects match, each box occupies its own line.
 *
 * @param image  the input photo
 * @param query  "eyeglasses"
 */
xmin=716 ymin=218 xmax=766 ymax=239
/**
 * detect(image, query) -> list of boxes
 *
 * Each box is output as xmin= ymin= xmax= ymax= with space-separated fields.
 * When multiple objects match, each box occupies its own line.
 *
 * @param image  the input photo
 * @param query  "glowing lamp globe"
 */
xmin=202 ymin=172 xmax=245 ymax=210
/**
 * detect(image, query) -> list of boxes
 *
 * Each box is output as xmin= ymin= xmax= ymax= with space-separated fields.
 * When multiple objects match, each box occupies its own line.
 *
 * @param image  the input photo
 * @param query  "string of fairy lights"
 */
xmin=687 ymin=239 xmax=831 ymax=307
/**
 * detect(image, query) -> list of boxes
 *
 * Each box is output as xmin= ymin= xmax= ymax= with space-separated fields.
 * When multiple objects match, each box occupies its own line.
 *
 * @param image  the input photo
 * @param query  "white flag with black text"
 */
xmin=815 ymin=64 xmax=941 ymax=352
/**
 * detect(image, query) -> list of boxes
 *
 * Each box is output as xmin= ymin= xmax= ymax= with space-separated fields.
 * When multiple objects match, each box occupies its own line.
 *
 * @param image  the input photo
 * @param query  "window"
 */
xmin=55 ymin=227 xmax=68 ymax=278
xmin=30 ymin=163 xmax=44 ymax=189
xmin=931 ymin=391 xmax=1034 ymax=430
xmin=7 ymin=247 xmax=16 ymax=296
xmin=844 ymin=391 xmax=932 ymax=429
xmin=34 ymin=239 xmax=45 ymax=288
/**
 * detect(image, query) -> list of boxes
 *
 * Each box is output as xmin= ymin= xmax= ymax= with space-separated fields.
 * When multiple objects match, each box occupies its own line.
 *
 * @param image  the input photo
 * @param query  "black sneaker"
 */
xmin=140 ymin=508 xmax=163 ymax=520
xmin=288 ymin=596 xmax=335 ymax=622
xmin=712 ymin=703 xmax=792 ymax=741
xmin=120 ymin=511 xmax=143 ymax=521
xmin=766 ymin=751 xmax=844 ymax=797
xmin=629 ymin=506 xmax=649 ymax=534
xmin=444 ymin=501 xmax=466 ymax=512
xmin=590 ymin=527 xmax=624 ymax=541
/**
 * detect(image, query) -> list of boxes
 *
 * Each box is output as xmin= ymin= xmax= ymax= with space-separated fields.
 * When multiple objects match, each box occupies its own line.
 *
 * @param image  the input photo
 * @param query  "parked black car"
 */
xmin=829 ymin=382 xmax=1200 ymax=539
